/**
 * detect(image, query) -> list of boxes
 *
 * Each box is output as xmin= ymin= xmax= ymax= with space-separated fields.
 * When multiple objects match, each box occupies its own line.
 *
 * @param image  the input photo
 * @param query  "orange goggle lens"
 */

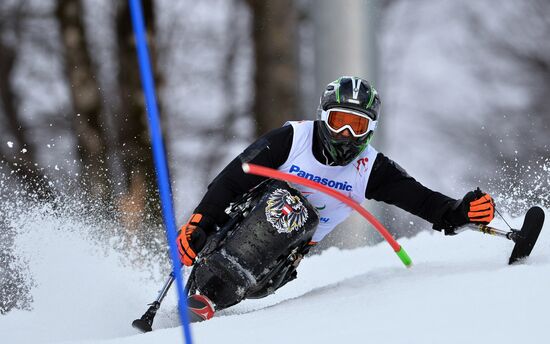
xmin=327 ymin=110 xmax=370 ymax=136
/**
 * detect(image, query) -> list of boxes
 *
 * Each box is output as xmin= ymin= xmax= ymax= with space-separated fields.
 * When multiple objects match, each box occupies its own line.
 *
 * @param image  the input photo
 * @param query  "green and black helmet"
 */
xmin=316 ymin=76 xmax=381 ymax=165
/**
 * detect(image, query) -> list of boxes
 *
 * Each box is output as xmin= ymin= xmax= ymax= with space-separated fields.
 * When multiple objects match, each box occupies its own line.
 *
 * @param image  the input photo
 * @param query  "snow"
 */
xmin=1 ymin=206 xmax=549 ymax=344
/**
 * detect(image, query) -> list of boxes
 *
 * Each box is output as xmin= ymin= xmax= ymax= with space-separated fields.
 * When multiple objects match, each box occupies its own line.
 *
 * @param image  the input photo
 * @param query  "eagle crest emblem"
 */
xmin=265 ymin=188 xmax=309 ymax=233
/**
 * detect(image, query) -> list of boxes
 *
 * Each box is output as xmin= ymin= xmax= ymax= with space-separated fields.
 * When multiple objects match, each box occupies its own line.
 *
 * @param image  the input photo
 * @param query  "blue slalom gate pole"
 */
xmin=128 ymin=0 xmax=193 ymax=343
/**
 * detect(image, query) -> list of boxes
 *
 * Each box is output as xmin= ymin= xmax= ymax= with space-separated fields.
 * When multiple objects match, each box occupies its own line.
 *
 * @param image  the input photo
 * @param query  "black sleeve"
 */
xmin=365 ymin=152 xmax=457 ymax=229
xmin=193 ymin=125 xmax=294 ymax=227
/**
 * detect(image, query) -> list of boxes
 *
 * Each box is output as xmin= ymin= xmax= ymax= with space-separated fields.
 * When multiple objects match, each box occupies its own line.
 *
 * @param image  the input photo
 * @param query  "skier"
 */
xmin=177 ymin=76 xmax=495 ymax=321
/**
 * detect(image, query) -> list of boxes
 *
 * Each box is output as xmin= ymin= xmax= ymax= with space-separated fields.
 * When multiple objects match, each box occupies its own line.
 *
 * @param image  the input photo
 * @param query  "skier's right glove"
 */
xmin=177 ymin=213 xmax=215 ymax=266
xmin=441 ymin=188 xmax=495 ymax=235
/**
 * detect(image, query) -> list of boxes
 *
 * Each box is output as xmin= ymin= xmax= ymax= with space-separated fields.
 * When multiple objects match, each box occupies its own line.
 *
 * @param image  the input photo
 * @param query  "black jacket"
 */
xmin=194 ymin=121 xmax=458 ymax=232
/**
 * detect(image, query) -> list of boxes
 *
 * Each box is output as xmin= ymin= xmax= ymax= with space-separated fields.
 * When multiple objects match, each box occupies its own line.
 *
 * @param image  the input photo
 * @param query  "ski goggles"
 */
xmin=323 ymin=108 xmax=377 ymax=138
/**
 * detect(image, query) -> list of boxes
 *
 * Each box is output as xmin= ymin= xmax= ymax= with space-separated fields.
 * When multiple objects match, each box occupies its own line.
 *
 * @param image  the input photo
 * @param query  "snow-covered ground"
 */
xmin=1 ymin=206 xmax=548 ymax=344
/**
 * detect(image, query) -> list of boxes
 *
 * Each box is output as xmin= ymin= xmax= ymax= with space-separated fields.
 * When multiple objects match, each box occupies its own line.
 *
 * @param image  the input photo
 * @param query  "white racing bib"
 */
xmin=278 ymin=121 xmax=378 ymax=242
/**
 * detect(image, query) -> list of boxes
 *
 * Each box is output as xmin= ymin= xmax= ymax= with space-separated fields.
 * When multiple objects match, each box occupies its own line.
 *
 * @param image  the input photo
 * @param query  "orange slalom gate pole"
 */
xmin=242 ymin=163 xmax=412 ymax=268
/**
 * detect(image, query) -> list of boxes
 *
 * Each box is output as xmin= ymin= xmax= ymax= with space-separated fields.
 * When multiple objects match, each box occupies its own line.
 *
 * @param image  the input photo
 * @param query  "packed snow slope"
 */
xmin=1 ymin=208 xmax=549 ymax=344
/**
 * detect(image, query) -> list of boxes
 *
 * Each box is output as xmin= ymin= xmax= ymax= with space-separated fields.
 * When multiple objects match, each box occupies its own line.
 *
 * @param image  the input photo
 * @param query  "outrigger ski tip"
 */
xmin=132 ymin=318 xmax=153 ymax=333
xmin=468 ymin=206 xmax=545 ymax=265
xmin=132 ymin=273 xmax=175 ymax=333
xmin=508 ymin=206 xmax=545 ymax=265
xmin=131 ymin=300 xmax=161 ymax=333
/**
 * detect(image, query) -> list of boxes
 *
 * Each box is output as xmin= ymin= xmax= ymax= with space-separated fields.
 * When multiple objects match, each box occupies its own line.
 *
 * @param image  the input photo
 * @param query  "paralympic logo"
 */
xmin=301 ymin=191 xmax=326 ymax=211
xmin=300 ymin=190 xmax=330 ymax=224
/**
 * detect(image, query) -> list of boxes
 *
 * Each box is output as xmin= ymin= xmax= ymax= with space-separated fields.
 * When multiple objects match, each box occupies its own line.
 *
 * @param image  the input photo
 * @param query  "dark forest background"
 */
xmin=1 ymin=0 xmax=549 ymax=314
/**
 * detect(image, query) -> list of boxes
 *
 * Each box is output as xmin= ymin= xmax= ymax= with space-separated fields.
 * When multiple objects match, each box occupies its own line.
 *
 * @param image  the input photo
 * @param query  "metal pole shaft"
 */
xmin=155 ymin=273 xmax=175 ymax=304
xmin=467 ymin=224 xmax=517 ymax=241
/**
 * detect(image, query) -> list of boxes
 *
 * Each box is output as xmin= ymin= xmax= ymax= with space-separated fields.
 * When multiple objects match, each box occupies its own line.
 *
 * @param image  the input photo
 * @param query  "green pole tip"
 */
xmin=396 ymin=247 xmax=413 ymax=268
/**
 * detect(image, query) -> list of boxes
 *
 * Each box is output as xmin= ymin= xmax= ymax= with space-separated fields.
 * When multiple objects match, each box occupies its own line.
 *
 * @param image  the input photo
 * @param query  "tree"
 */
xmin=55 ymin=0 xmax=111 ymax=204
xmin=0 ymin=1 xmax=40 ymax=314
xmin=115 ymin=0 xmax=162 ymax=229
xmin=0 ymin=1 xmax=54 ymax=201
xmin=246 ymin=0 xmax=300 ymax=136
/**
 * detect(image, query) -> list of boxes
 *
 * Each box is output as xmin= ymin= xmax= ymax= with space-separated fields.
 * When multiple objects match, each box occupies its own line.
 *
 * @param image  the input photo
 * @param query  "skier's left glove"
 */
xmin=177 ymin=213 xmax=215 ymax=266
xmin=438 ymin=188 xmax=495 ymax=235
xmin=463 ymin=188 xmax=495 ymax=224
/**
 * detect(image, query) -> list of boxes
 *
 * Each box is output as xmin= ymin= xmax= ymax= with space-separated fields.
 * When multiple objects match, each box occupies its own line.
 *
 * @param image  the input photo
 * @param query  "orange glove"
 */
xmin=466 ymin=189 xmax=495 ymax=223
xmin=177 ymin=213 xmax=209 ymax=266
xmin=437 ymin=188 xmax=495 ymax=235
